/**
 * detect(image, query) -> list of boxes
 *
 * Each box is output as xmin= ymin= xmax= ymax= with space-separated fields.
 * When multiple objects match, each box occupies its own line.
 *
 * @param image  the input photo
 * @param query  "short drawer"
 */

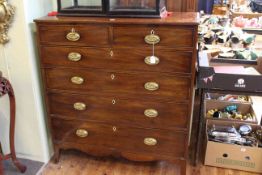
xmin=40 ymin=46 xmax=193 ymax=74
xmin=48 ymin=92 xmax=190 ymax=129
xmin=38 ymin=25 xmax=109 ymax=46
xmin=44 ymin=68 xmax=191 ymax=100
xmin=51 ymin=118 xmax=187 ymax=158
xmin=113 ymin=26 xmax=194 ymax=47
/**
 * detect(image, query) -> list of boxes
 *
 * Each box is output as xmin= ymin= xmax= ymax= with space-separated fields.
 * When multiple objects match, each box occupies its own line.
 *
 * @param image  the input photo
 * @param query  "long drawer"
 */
xmin=40 ymin=46 xmax=193 ymax=74
xmin=38 ymin=24 xmax=109 ymax=46
xmin=45 ymin=68 xmax=191 ymax=100
xmin=113 ymin=25 xmax=194 ymax=47
xmin=48 ymin=92 xmax=189 ymax=129
xmin=51 ymin=118 xmax=187 ymax=158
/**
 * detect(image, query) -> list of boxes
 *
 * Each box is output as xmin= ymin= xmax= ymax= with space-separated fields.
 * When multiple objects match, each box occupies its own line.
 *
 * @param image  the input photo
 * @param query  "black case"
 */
xmin=57 ymin=0 xmax=166 ymax=18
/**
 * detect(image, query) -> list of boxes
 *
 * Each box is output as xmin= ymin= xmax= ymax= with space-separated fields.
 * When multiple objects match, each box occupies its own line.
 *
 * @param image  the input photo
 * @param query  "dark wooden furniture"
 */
xmin=0 ymin=71 xmax=26 ymax=174
xmin=167 ymin=0 xmax=198 ymax=12
xmin=35 ymin=13 xmax=199 ymax=175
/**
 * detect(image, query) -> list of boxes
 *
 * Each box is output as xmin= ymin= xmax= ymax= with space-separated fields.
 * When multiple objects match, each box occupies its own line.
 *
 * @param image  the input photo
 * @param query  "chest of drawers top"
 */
xmin=35 ymin=12 xmax=199 ymax=47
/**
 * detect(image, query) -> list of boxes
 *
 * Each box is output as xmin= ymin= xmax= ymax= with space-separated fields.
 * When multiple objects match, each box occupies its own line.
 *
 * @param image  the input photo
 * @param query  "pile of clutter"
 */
xmin=231 ymin=0 xmax=262 ymax=13
xmin=207 ymin=104 xmax=255 ymax=121
xmin=198 ymin=14 xmax=262 ymax=61
xmin=208 ymin=124 xmax=262 ymax=147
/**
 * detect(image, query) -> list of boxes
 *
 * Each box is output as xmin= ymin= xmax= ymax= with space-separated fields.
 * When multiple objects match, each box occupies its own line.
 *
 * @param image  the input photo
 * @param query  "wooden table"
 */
xmin=0 ymin=71 xmax=26 ymax=173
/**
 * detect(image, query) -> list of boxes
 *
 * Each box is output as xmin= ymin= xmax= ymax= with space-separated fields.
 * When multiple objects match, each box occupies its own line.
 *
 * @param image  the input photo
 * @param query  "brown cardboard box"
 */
xmin=204 ymin=99 xmax=258 ymax=124
xmin=206 ymin=93 xmax=251 ymax=104
xmin=205 ymin=120 xmax=262 ymax=173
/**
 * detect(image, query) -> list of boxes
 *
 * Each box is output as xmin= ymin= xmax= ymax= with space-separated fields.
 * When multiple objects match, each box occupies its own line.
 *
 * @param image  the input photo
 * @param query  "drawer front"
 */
xmin=38 ymin=25 xmax=109 ymax=46
xmin=52 ymin=118 xmax=187 ymax=158
xmin=113 ymin=26 xmax=194 ymax=47
xmin=49 ymin=92 xmax=189 ymax=129
xmin=45 ymin=68 xmax=191 ymax=100
xmin=41 ymin=46 xmax=192 ymax=74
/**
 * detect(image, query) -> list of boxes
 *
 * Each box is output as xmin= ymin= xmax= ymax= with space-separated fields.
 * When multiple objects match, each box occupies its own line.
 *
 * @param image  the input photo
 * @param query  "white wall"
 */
xmin=0 ymin=0 xmax=53 ymax=163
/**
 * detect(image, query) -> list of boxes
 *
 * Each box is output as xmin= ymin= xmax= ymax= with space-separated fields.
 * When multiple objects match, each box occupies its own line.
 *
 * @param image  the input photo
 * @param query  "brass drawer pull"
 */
xmin=68 ymin=52 xmax=82 ymax=62
xmin=144 ymin=138 xmax=157 ymax=146
xmin=144 ymin=109 xmax=158 ymax=118
xmin=74 ymin=102 xmax=86 ymax=111
xmin=76 ymin=129 xmax=88 ymax=138
xmin=144 ymin=56 xmax=160 ymax=65
xmin=144 ymin=30 xmax=160 ymax=45
xmin=71 ymin=76 xmax=84 ymax=85
xmin=66 ymin=28 xmax=80 ymax=42
xmin=144 ymin=82 xmax=159 ymax=91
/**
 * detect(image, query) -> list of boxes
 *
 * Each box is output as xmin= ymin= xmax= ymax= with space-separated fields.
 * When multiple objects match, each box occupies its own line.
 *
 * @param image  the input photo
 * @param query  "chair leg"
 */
xmin=8 ymin=88 xmax=26 ymax=173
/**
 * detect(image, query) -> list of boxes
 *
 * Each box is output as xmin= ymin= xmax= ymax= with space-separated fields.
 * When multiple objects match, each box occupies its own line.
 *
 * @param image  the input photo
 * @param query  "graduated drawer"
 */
xmin=113 ymin=25 xmax=194 ymax=47
xmin=44 ymin=68 xmax=191 ymax=100
xmin=48 ymin=92 xmax=189 ymax=129
xmin=41 ymin=46 xmax=192 ymax=74
xmin=52 ymin=118 xmax=187 ymax=158
xmin=37 ymin=24 xmax=109 ymax=46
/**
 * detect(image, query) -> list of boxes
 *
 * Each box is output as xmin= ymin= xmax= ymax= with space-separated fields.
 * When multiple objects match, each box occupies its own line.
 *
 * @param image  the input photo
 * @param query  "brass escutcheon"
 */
xmin=66 ymin=28 xmax=80 ymax=42
xmin=144 ymin=56 xmax=160 ymax=65
xmin=144 ymin=138 xmax=157 ymax=146
xmin=71 ymin=76 xmax=84 ymax=85
xmin=144 ymin=82 xmax=159 ymax=91
xmin=76 ymin=129 xmax=88 ymax=138
xmin=144 ymin=30 xmax=160 ymax=45
xmin=111 ymin=74 xmax=115 ymax=80
xmin=74 ymin=102 xmax=86 ymax=111
xmin=68 ymin=52 xmax=82 ymax=62
xmin=144 ymin=109 xmax=158 ymax=118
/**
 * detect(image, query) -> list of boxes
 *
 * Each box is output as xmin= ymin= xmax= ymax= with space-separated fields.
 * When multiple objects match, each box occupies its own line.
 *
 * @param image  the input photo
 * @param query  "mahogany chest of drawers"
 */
xmin=35 ymin=13 xmax=199 ymax=175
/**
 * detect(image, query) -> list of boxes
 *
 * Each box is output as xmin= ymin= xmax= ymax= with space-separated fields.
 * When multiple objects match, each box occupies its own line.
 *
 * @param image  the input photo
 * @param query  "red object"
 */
xmin=161 ymin=11 xmax=173 ymax=18
xmin=48 ymin=11 xmax=58 ymax=16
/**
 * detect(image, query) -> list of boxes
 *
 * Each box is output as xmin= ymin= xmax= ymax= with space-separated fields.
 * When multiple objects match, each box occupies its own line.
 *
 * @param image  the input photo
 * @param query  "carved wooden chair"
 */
xmin=0 ymin=71 xmax=26 ymax=173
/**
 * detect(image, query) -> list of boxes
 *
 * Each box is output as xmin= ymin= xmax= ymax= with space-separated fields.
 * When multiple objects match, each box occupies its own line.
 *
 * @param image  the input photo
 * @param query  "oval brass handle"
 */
xmin=74 ymin=102 xmax=86 ymax=111
xmin=144 ymin=31 xmax=160 ymax=45
xmin=144 ymin=82 xmax=159 ymax=91
xmin=76 ymin=129 xmax=88 ymax=138
xmin=71 ymin=76 xmax=84 ymax=85
xmin=144 ymin=56 xmax=160 ymax=65
xmin=144 ymin=109 xmax=158 ymax=118
xmin=68 ymin=52 xmax=82 ymax=62
xmin=66 ymin=28 xmax=80 ymax=42
xmin=144 ymin=138 xmax=157 ymax=146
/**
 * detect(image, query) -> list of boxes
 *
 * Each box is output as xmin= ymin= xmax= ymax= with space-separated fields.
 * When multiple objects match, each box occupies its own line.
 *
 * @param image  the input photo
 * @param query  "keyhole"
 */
xmin=113 ymin=126 xmax=117 ymax=132
xmin=151 ymin=30 xmax=155 ymax=35
xmin=110 ymin=50 xmax=114 ymax=57
xmin=111 ymin=74 xmax=115 ymax=80
xmin=112 ymin=99 xmax=116 ymax=104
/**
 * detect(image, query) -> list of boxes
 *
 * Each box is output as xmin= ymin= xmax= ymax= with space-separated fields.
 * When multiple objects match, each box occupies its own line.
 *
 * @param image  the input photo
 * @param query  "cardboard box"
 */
xmin=197 ymin=51 xmax=262 ymax=93
xmin=205 ymin=120 xmax=262 ymax=173
xmin=206 ymin=93 xmax=252 ymax=104
xmin=204 ymin=99 xmax=258 ymax=124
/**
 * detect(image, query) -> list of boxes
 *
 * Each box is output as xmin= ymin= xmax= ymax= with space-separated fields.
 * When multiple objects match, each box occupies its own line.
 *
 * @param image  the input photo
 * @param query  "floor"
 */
xmin=39 ymin=150 xmax=262 ymax=175
xmin=3 ymin=158 xmax=43 ymax=175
